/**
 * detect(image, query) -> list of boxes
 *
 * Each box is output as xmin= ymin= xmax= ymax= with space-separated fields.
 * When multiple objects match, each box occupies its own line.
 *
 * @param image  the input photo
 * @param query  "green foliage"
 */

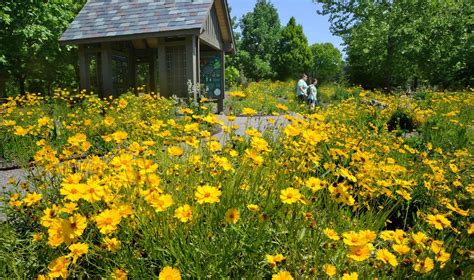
xmin=224 ymin=66 xmax=240 ymax=90
xmin=309 ymin=43 xmax=343 ymax=83
xmin=316 ymin=0 xmax=473 ymax=89
xmin=0 ymin=0 xmax=86 ymax=95
xmin=274 ymin=17 xmax=312 ymax=81
xmin=238 ymin=0 xmax=281 ymax=81
xmin=387 ymin=109 xmax=416 ymax=132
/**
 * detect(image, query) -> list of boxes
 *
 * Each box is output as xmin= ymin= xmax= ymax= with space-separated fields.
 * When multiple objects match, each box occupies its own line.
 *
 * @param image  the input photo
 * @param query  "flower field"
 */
xmin=0 ymin=83 xmax=473 ymax=279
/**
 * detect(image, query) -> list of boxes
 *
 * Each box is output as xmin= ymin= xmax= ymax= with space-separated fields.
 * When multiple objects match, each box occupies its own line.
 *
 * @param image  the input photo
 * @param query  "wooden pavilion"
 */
xmin=60 ymin=0 xmax=235 ymax=112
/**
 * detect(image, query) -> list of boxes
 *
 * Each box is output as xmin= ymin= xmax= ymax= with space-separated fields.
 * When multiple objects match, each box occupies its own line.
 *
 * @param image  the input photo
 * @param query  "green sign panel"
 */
xmin=200 ymin=52 xmax=223 ymax=99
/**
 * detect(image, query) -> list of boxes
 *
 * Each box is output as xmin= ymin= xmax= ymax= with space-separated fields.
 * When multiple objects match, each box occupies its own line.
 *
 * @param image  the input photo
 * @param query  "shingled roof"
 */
xmin=59 ymin=0 xmax=215 ymax=44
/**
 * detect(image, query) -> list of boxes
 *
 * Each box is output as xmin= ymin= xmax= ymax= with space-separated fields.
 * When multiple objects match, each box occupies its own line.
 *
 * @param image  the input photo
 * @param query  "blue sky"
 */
xmin=228 ymin=0 xmax=345 ymax=53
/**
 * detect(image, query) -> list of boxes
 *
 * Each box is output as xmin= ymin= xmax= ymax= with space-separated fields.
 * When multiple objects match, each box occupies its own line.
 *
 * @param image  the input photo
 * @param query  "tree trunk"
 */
xmin=19 ymin=75 xmax=26 ymax=95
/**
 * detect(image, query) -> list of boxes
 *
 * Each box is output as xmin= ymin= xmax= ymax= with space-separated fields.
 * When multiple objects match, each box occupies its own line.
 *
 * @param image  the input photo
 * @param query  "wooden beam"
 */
xmin=186 ymin=36 xmax=198 ymax=99
xmin=78 ymin=45 xmax=90 ymax=92
xmin=217 ymin=50 xmax=225 ymax=113
xmin=157 ymin=38 xmax=167 ymax=97
xmin=149 ymin=51 xmax=157 ymax=94
xmin=60 ymin=29 xmax=201 ymax=45
xmin=129 ymin=49 xmax=137 ymax=95
xmin=147 ymin=38 xmax=159 ymax=48
xmin=100 ymin=43 xmax=113 ymax=98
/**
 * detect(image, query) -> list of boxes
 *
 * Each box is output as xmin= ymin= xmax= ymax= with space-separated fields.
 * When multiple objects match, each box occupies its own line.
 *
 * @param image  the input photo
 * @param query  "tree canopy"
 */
xmin=309 ymin=43 xmax=343 ymax=84
xmin=316 ymin=0 xmax=473 ymax=89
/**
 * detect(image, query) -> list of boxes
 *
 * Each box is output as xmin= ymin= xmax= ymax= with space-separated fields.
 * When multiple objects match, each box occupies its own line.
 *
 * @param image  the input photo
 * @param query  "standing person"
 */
xmin=307 ymin=78 xmax=318 ymax=110
xmin=296 ymin=74 xmax=308 ymax=102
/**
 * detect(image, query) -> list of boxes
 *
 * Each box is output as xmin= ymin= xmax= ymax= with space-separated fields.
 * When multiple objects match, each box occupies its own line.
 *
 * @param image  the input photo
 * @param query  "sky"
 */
xmin=228 ymin=0 xmax=345 ymax=53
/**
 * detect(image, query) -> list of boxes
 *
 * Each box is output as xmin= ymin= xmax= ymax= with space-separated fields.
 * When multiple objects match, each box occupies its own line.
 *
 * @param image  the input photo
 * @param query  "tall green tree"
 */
xmin=275 ymin=17 xmax=312 ymax=81
xmin=316 ymin=0 xmax=473 ymax=89
xmin=0 ymin=0 xmax=86 ymax=95
xmin=309 ymin=43 xmax=343 ymax=83
xmin=239 ymin=0 xmax=281 ymax=81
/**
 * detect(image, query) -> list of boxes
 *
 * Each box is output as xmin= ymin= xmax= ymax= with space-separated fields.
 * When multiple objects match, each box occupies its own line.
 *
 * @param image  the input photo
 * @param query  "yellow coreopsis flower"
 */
xmin=323 ymin=264 xmax=336 ymax=276
xmin=272 ymin=271 xmax=293 ymax=280
xmin=280 ymin=187 xmax=303 ymax=204
xmin=224 ymin=208 xmax=240 ymax=224
xmin=48 ymin=256 xmax=70 ymax=279
xmin=392 ymin=244 xmax=411 ymax=255
xmin=341 ymin=272 xmax=358 ymax=280
xmin=174 ymin=204 xmax=193 ymax=223
xmin=305 ymin=177 xmax=326 ymax=192
xmin=426 ymin=214 xmax=451 ymax=230
xmin=95 ymin=209 xmax=121 ymax=235
xmin=147 ymin=193 xmax=174 ymax=212
xmin=413 ymin=257 xmax=434 ymax=273
xmin=103 ymin=237 xmax=121 ymax=252
xmin=111 ymin=268 xmax=127 ymax=280
xmin=376 ymin=249 xmax=398 ymax=267
xmin=167 ymin=146 xmax=184 ymax=157
xmin=247 ymin=204 xmax=260 ymax=212
xmin=242 ymin=107 xmax=257 ymax=116
xmin=14 ymin=126 xmax=29 ymax=136
xmin=22 ymin=192 xmax=42 ymax=206
xmin=323 ymin=228 xmax=340 ymax=241
xmin=158 ymin=266 xmax=181 ymax=280
xmin=68 ymin=242 xmax=89 ymax=263
xmin=195 ymin=185 xmax=221 ymax=204
xmin=348 ymin=244 xmax=372 ymax=261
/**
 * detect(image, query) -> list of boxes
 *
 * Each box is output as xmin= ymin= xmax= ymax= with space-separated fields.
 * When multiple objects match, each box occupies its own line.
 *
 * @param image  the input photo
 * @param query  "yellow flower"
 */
xmin=22 ymin=192 xmax=42 ymax=206
xmin=48 ymin=256 xmax=70 ymax=279
xmin=158 ymin=266 xmax=181 ymax=280
xmin=412 ymin=231 xmax=428 ymax=245
xmin=208 ymin=141 xmax=222 ymax=152
xmin=174 ymin=204 xmax=193 ymax=223
xmin=60 ymin=183 xmax=85 ymax=201
xmin=284 ymin=124 xmax=300 ymax=137
xmin=266 ymin=254 xmax=286 ymax=267
xmin=413 ymin=257 xmax=434 ymax=273
xmin=280 ymin=188 xmax=303 ymax=204
xmin=323 ymin=228 xmax=340 ymax=241
xmin=392 ymin=244 xmax=410 ymax=255
xmin=147 ymin=193 xmax=174 ymax=212
xmin=376 ymin=249 xmax=398 ymax=267
xmin=272 ymin=271 xmax=293 ymax=280
xmin=305 ymin=177 xmax=326 ymax=192
xmin=32 ymin=233 xmax=43 ymax=242
xmin=195 ymin=185 xmax=221 ymax=204
xmin=241 ymin=107 xmax=257 ymax=115
xmin=167 ymin=146 xmax=184 ymax=157
xmin=68 ymin=242 xmax=89 ymax=263
xmin=467 ymin=224 xmax=474 ymax=235
xmin=224 ymin=208 xmax=240 ymax=224
xmin=111 ymin=131 xmax=128 ymax=144
xmin=103 ymin=237 xmax=121 ymax=252
xmin=111 ymin=268 xmax=127 ymax=280
xmin=342 ymin=231 xmax=367 ymax=247
xmin=323 ymin=264 xmax=336 ymax=276
xmin=341 ymin=272 xmax=358 ymax=280
xmin=426 ymin=214 xmax=451 ymax=230
xmin=348 ymin=244 xmax=372 ymax=261
xmin=14 ymin=126 xmax=29 ymax=136
xmin=247 ymin=204 xmax=260 ymax=212
xmin=95 ymin=209 xmax=121 ymax=235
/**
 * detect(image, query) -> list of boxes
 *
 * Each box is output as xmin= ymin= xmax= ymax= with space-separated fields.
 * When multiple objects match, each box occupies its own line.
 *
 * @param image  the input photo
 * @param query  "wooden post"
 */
xmin=149 ymin=51 xmax=157 ymax=94
xmin=186 ymin=36 xmax=198 ymax=99
xmin=196 ymin=36 xmax=201 ymax=99
xmin=157 ymin=38 xmax=167 ymax=97
xmin=78 ymin=45 xmax=90 ymax=93
xmin=129 ymin=49 xmax=137 ymax=96
xmin=217 ymin=50 xmax=225 ymax=113
xmin=100 ymin=43 xmax=113 ymax=98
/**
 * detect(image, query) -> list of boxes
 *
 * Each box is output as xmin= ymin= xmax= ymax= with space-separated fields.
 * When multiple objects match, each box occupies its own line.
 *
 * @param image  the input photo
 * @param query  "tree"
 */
xmin=0 ymin=0 xmax=86 ymax=95
xmin=309 ymin=43 xmax=343 ymax=83
xmin=315 ymin=0 xmax=473 ymax=89
xmin=274 ymin=17 xmax=312 ymax=81
xmin=239 ymin=0 xmax=281 ymax=81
